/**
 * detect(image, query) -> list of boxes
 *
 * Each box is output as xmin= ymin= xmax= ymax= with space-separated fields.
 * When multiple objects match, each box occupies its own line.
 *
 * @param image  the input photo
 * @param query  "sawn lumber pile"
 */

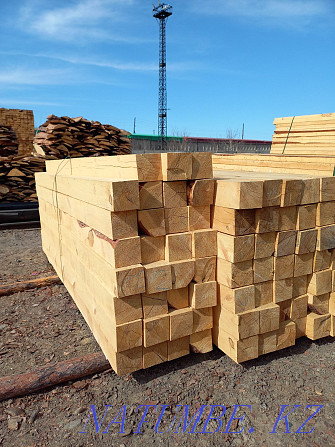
xmin=0 ymin=108 xmax=35 ymax=156
xmin=36 ymin=153 xmax=335 ymax=373
xmin=212 ymin=169 xmax=335 ymax=362
xmin=0 ymin=126 xmax=18 ymax=157
xmin=36 ymin=153 xmax=216 ymax=375
xmin=271 ymin=112 xmax=335 ymax=156
xmin=34 ymin=115 xmax=131 ymax=158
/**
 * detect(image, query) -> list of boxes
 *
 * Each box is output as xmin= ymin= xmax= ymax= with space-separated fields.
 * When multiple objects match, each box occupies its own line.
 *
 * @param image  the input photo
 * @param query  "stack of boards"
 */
xmin=271 ymin=112 xmax=335 ymax=156
xmin=212 ymin=169 xmax=335 ymax=362
xmin=36 ymin=153 xmax=217 ymax=375
xmin=36 ymin=152 xmax=335 ymax=374
xmin=0 ymin=108 xmax=35 ymax=156
xmin=0 ymin=125 xmax=18 ymax=157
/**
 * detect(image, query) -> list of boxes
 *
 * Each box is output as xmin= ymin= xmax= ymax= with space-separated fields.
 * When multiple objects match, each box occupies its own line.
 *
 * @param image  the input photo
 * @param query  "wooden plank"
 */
xmin=279 ymin=206 xmax=297 ymax=231
xmin=189 ymin=281 xmax=217 ymax=309
xmin=165 ymin=232 xmax=192 ymax=262
xmin=36 ymin=184 xmax=138 ymax=240
xmin=143 ymin=342 xmax=168 ymax=369
xmin=290 ymin=295 xmax=308 ymax=320
xmin=273 ymin=254 xmax=294 ymax=280
xmin=214 ymin=179 xmax=263 ymax=209
xmin=273 ymin=278 xmax=293 ymax=303
xmin=193 ymin=256 xmax=216 ymax=283
xmin=258 ymin=303 xmax=280 ymax=334
xmin=262 ymin=179 xmax=282 ymax=207
xmin=193 ymin=308 xmax=213 ymax=333
xmin=139 ymin=181 xmax=163 ymax=210
xmin=188 ymin=205 xmax=211 ymax=231
xmin=316 ymin=201 xmax=335 ymax=226
xmin=214 ymin=307 xmax=259 ymax=339
xmin=320 ymin=178 xmax=335 ymax=202
xmin=213 ymin=328 xmax=258 ymax=363
xmin=138 ymin=208 xmax=166 ymax=237
xmin=39 ymin=200 xmax=141 ymax=269
xmin=169 ymin=308 xmax=193 ymax=340
xmin=143 ymin=261 xmax=172 ymax=294
xmin=255 ymin=281 xmax=273 ymax=307
xmin=140 ymin=235 xmax=165 ymax=264
xmin=161 ymin=152 xmax=192 ymax=181
xmin=295 ymin=317 xmax=307 ymax=338
xmin=295 ymin=229 xmax=317 ymax=254
xmin=259 ymin=331 xmax=277 ymax=355
xmin=187 ymin=179 xmax=215 ymax=206
xmin=113 ymin=320 xmax=143 ymax=352
xmin=167 ymin=336 xmax=190 ymax=361
xmin=35 ymin=172 xmax=140 ymax=212
xmin=329 ymin=292 xmax=335 ymax=315
xmin=217 ymin=283 xmax=256 ymax=313
xmin=254 ymin=232 xmax=276 ymax=259
xmin=253 ymin=257 xmax=274 ymax=283
xmin=255 ymin=207 xmax=280 ymax=233
xmin=281 ymin=179 xmax=305 ymax=207
xmin=167 ymin=287 xmax=189 ymax=309
xmin=143 ymin=314 xmax=170 ymax=348
xmin=163 ymin=181 xmax=187 ymax=208
xmin=276 ymin=321 xmax=296 ymax=350
xmin=307 ymin=269 xmax=332 ymax=295
xmin=141 ymin=292 xmax=168 ymax=319
xmin=191 ymin=152 xmax=213 ymax=179
xmin=217 ymin=258 xmax=253 ymax=289
xmin=217 ymin=232 xmax=254 ymax=263
xmin=170 ymin=259 xmax=195 ymax=289
xmin=296 ymin=205 xmax=317 ymax=230
xmin=45 ymin=153 xmax=163 ymax=181
xmin=305 ymin=313 xmax=331 ymax=340
xmin=192 ymin=229 xmax=217 ymax=258
xmin=313 ymin=249 xmax=332 ymax=272
xmin=317 ymin=224 xmax=335 ymax=250
xmin=308 ymin=293 xmax=329 ymax=315
xmin=293 ymin=275 xmax=308 ymax=298
xmin=211 ymin=206 xmax=256 ymax=236
xmin=274 ymin=230 xmax=297 ymax=256
xmin=331 ymin=315 xmax=335 ymax=337
xmin=190 ymin=329 xmax=212 ymax=354
xmin=165 ymin=207 xmax=188 ymax=234
xmin=294 ymin=253 xmax=313 ymax=277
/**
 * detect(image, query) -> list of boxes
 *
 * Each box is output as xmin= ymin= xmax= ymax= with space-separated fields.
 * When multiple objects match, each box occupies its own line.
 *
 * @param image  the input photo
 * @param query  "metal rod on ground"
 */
xmin=0 ymin=352 xmax=111 ymax=402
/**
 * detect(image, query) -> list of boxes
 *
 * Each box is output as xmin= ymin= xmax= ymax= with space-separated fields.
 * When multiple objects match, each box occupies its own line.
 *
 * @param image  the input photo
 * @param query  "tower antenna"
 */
xmin=153 ymin=3 xmax=173 ymax=148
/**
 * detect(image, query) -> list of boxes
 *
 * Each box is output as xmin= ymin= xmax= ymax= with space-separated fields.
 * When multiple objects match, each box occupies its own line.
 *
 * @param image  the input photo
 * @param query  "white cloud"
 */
xmin=0 ymin=68 xmax=75 ymax=86
xmin=18 ymin=0 xmax=149 ymax=43
xmin=192 ymin=0 xmax=331 ymax=22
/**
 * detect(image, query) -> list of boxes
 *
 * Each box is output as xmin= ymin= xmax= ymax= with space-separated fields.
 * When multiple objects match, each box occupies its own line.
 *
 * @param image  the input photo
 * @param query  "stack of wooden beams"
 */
xmin=36 ymin=152 xmax=217 ymax=375
xmin=271 ymin=113 xmax=335 ymax=156
xmin=0 ymin=126 xmax=18 ymax=157
xmin=212 ymin=153 xmax=335 ymax=177
xmin=34 ymin=115 xmax=131 ymax=158
xmin=212 ymin=170 xmax=335 ymax=363
xmin=0 ymin=108 xmax=35 ymax=156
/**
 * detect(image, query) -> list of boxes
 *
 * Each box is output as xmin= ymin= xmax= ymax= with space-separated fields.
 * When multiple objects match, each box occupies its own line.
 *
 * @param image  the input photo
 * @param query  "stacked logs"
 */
xmin=0 ymin=126 xmax=18 ymax=157
xmin=34 ymin=115 xmax=131 ymax=158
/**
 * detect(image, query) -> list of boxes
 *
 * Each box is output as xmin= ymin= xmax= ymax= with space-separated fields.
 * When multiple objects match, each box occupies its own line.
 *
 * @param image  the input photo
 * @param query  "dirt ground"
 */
xmin=0 ymin=228 xmax=334 ymax=447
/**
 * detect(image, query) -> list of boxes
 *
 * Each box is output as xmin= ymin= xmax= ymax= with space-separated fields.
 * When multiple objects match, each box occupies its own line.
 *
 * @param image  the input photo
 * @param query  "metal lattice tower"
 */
xmin=153 ymin=3 xmax=173 ymax=146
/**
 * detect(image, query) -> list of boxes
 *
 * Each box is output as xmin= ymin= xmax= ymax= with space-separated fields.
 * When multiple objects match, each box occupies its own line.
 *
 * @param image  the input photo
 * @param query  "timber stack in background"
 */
xmin=0 ymin=109 xmax=132 ymax=203
xmin=34 ymin=115 xmax=131 ymax=158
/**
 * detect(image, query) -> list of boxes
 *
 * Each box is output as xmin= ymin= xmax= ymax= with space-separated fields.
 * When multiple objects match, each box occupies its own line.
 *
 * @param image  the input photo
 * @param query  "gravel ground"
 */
xmin=0 ymin=229 xmax=334 ymax=447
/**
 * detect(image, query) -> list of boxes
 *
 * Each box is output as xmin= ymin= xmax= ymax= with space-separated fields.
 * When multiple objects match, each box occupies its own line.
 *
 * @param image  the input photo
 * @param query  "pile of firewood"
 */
xmin=0 ymin=155 xmax=52 ymax=202
xmin=34 ymin=115 xmax=131 ymax=158
xmin=0 ymin=126 xmax=18 ymax=157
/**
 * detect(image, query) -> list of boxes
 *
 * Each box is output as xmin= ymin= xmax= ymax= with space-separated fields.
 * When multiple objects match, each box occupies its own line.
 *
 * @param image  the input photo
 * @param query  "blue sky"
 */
xmin=0 ymin=0 xmax=334 ymax=140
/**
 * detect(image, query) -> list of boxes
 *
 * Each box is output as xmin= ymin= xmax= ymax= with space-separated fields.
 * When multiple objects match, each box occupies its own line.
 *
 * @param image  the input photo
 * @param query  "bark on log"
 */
xmin=0 ymin=352 xmax=111 ymax=401
xmin=0 ymin=275 xmax=62 ymax=297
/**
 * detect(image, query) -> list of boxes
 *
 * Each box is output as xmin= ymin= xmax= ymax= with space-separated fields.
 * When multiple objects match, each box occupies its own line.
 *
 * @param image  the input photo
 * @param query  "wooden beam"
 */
xmin=0 ymin=275 xmax=61 ymax=297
